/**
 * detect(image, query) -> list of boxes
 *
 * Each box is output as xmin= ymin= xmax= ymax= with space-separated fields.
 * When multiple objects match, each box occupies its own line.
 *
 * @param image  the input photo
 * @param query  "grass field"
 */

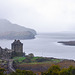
xmin=13 ymin=56 xmax=62 ymax=64
xmin=13 ymin=57 xmax=75 ymax=72
xmin=13 ymin=57 xmax=26 ymax=62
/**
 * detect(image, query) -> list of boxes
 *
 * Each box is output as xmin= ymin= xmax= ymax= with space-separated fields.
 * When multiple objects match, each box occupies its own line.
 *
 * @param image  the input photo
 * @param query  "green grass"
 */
xmin=13 ymin=56 xmax=62 ymax=64
xmin=32 ymin=57 xmax=40 ymax=59
xmin=51 ymin=59 xmax=61 ymax=63
xmin=13 ymin=57 xmax=26 ymax=62
xmin=13 ymin=57 xmax=41 ymax=62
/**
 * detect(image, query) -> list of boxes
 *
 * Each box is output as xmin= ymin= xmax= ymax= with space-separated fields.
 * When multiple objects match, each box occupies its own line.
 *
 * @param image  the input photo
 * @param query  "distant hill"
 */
xmin=0 ymin=19 xmax=37 ymax=40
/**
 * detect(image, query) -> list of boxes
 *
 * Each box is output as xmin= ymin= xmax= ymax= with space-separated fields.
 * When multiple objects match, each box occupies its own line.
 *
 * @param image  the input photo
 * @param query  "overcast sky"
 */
xmin=0 ymin=0 xmax=75 ymax=32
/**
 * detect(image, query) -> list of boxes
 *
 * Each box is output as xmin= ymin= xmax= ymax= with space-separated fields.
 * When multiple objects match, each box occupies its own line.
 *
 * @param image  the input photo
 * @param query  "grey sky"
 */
xmin=0 ymin=0 xmax=75 ymax=32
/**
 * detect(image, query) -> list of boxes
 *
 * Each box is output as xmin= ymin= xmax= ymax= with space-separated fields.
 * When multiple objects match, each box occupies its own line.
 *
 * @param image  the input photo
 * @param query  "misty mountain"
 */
xmin=0 ymin=19 xmax=36 ymax=40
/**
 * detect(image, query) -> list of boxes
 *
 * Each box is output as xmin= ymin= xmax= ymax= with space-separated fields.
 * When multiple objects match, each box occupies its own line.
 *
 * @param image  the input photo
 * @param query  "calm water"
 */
xmin=0 ymin=33 xmax=75 ymax=60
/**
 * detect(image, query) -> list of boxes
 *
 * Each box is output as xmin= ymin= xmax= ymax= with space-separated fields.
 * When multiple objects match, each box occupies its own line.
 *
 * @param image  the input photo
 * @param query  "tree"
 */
xmin=60 ymin=68 xmax=69 ymax=75
xmin=28 ymin=53 xmax=34 ymax=58
xmin=0 ymin=68 xmax=6 ymax=75
xmin=42 ymin=65 xmax=75 ymax=75
xmin=42 ymin=65 xmax=60 ymax=75
xmin=10 ymin=69 xmax=36 ymax=75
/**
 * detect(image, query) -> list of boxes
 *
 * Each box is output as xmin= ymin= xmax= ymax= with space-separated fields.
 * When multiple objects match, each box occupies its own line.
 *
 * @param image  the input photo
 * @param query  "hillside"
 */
xmin=0 ymin=19 xmax=36 ymax=39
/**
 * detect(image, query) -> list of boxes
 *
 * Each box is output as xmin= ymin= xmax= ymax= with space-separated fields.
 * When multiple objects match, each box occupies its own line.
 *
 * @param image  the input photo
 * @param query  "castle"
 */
xmin=0 ymin=40 xmax=24 ymax=59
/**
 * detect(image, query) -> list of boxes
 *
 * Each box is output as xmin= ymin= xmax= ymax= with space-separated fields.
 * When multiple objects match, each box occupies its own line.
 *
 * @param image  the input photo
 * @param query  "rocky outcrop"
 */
xmin=58 ymin=41 xmax=75 ymax=46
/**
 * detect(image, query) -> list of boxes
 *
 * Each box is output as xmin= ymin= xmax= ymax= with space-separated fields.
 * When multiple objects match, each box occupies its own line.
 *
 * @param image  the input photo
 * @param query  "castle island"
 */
xmin=0 ymin=40 xmax=24 ymax=59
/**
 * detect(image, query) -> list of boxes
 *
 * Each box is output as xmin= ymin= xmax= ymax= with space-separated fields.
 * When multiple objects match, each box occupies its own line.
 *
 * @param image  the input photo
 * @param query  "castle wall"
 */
xmin=0 ymin=47 xmax=13 ymax=59
xmin=0 ymin=40 xmax=24 ymax=59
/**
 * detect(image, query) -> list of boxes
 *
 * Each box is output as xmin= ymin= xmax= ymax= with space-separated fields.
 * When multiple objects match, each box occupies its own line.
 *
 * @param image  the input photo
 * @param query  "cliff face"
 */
xmin=0 ymin=19 xmax=36 ymax=40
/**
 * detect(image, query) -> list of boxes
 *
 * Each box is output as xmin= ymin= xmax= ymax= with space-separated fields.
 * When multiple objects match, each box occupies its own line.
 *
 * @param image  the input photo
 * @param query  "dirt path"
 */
xmin=8 ymin=59 xmax=15 ymax=72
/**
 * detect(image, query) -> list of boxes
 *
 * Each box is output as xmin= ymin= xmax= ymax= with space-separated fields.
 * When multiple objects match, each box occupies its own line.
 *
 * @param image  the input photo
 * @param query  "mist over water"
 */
xmin=0 ymin=33 xmax=75 ymax=60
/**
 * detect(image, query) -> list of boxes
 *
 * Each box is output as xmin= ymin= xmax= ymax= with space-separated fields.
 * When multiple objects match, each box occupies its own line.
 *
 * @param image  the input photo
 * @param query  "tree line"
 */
xmin=0 ymin=68 xmax=36 ymax=75
xmin=42 ymin=65 xmax=75 ymax=75
xmin=1 ymin=65 xmax=75 ymax=75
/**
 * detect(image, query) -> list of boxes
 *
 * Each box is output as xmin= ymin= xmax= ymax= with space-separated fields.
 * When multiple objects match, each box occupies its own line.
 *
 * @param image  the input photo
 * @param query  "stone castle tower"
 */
xmin=11 ymin=40 xmax=23 ymax=56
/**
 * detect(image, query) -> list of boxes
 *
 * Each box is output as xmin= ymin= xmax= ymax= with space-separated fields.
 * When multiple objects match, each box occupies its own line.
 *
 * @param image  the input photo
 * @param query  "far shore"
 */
xmin=58 ymin=41 xmax=75 ymax=46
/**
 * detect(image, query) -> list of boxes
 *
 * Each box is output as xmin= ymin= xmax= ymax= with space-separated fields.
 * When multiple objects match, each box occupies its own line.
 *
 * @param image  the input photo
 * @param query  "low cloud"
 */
xmin=0 ymin=0 xmax=75 ymax=32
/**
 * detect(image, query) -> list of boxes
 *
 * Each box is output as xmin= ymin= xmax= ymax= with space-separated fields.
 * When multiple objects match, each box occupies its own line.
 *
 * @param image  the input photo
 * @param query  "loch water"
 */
xmin=0 ymin=33 xmax=75 ymax=60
